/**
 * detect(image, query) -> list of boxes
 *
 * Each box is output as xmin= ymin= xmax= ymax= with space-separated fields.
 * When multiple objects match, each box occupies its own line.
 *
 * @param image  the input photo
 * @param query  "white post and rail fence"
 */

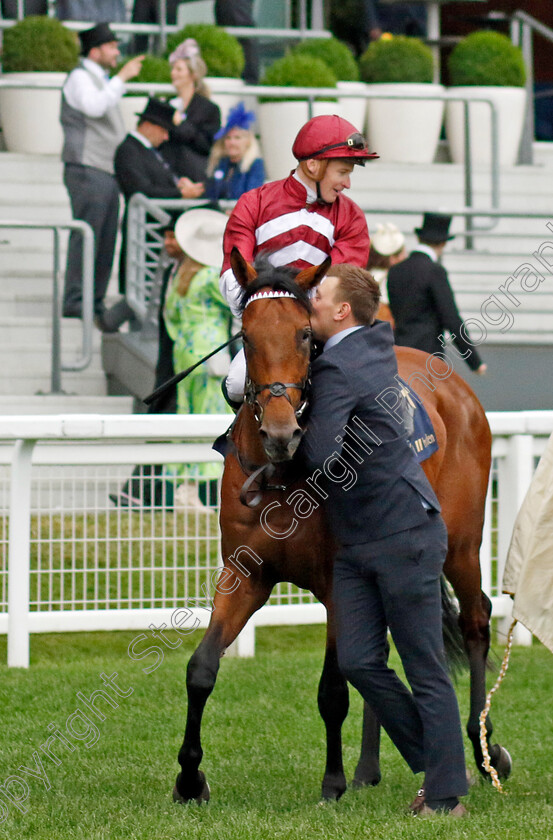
xmin=0 ymin=411 xmax=548 ymax=668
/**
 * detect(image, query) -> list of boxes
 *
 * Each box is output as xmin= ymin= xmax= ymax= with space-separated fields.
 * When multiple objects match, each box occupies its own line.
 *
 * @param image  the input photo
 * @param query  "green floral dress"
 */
xmin=164 ymin=265 xmax=233 ymax=479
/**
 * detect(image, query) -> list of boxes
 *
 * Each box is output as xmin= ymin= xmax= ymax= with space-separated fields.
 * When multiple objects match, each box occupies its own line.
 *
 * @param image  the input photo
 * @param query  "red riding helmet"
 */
xmin=292 ymin=114 xmax=379 ymax=165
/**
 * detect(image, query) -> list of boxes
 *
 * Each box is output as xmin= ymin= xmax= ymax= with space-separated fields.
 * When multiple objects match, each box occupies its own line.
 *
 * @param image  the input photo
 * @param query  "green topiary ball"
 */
xmin=132 ymin=55 xmax=172 ymax=85
xmin=164 ymin=24 xmax=244 ymax=78
xmin=291 ymin=37 xmax=360 ymax=82
xmin=359 ymin=35 xmax=434 ymax=84
xmin=260 ymin=53 xmax=337 ymax=102
xmin=448 ymin=31 xmax=526 ymax=87
xmin=2 ymin=16 xmax=79 ymax=73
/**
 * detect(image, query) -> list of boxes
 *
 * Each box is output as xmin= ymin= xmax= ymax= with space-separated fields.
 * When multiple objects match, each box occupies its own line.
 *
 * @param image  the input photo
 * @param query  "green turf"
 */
xmin=0 ymin=626 xmax=551 ymax=839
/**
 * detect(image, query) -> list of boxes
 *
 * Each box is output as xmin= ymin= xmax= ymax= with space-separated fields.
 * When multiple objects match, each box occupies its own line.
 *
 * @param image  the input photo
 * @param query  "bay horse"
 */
xmin=173 ymin=250 xmax=511 ymax=805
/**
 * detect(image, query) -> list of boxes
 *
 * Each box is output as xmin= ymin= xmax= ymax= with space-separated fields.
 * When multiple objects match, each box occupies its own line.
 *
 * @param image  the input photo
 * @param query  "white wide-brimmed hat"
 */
xmin=371 ymin=222 xmax=405 ymax=257
xmin=174 ymin=208 xmax=228 ymax=267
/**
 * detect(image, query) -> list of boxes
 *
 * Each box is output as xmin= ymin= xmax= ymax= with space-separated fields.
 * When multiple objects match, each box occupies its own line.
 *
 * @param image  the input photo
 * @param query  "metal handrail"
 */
xmin=120 ymin=82 xmax=501 ymax=223
xmin=0 ymin=220 xmax=94 ymax=392
xmin=511 ymin=10 xmax=553 ymax=165
xmin=0 ymin=18 xmax=330 ymax=50
xmin=126 ymin=196 xmax=553 ymax=330
xmin=0 ymin=77 xmax=500 ymax=219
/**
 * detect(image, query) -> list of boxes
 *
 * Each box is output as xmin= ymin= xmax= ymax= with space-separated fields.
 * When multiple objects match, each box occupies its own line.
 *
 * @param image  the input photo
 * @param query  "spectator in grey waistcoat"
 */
xmin=60 ymin=23 xmax=143 ymax=327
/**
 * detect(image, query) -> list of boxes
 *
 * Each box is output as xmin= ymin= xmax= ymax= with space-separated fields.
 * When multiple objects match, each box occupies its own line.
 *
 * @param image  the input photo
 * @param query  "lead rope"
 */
xmin=479 ymin=617 xmax=517 ymax=792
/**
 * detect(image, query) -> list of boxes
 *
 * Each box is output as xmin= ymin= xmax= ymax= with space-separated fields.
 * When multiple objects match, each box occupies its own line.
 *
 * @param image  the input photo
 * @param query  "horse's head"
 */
xmin=232 ymin=247 xmax=330 ymax=463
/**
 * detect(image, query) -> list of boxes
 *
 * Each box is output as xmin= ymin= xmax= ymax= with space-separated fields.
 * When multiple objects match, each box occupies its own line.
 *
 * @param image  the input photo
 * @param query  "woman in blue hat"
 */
xmin=205 ymin=102 xmax=265 ymax=203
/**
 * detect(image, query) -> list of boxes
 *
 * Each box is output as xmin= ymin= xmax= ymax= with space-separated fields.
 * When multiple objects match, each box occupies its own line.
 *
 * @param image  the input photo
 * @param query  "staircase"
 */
xmin=1 ymin=144 xmax=552 ymax=412
xmin=0 ymin=153 xmax=133 ymax=414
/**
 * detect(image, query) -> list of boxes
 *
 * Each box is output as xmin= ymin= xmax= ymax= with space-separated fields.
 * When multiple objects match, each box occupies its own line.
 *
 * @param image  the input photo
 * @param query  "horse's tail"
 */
xmin=440 ymin=576 xmax=468 ymax=678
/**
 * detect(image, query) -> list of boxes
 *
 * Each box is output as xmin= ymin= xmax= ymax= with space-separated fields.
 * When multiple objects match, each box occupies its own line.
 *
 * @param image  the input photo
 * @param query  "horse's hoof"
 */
xmin=350 ymin=771 xmax=381 ymax=789
xmin=320 ymin=780 xmax=347 ymax=801
xmin=173 ymin=771 xmax=210 ymax=805
xmin=494 ymin=746 xmax=512 ymax=780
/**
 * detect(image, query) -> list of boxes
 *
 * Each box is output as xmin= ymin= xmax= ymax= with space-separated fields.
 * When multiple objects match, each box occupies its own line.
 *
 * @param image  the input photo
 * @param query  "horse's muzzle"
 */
xmin=259 ymin=426 xmax=304 ymax=462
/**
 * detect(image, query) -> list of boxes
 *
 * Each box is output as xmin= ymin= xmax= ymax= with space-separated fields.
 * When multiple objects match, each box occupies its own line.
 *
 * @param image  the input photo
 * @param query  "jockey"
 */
xmin=221 ymin=113 xmax=379 ymax=403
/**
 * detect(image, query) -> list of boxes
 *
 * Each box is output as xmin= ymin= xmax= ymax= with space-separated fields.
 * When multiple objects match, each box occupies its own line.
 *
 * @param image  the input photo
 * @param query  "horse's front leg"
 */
xmin=317 ymin=610 xmax=349 ymax=801
xmin=174 ymin=578 xmax=272 ymax=804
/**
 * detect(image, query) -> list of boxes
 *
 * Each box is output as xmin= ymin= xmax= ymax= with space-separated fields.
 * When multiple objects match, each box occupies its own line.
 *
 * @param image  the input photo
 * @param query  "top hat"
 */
xmin=136 ymin=98 xmax=176 ymax=132
xmin=174 ymin=208 xmax=228 ymax=268
xmin=414 ymin=212 xmax=455 ymax=243
xmin=79 ymin=22 xmax=118 ymax=55
xmin=371 ymin=222 xmax=405 ymax=256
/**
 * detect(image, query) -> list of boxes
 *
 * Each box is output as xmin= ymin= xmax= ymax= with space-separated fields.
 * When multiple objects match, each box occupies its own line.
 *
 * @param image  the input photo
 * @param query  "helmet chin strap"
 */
xmin=299 ymin=159 xmax=331 ymax=205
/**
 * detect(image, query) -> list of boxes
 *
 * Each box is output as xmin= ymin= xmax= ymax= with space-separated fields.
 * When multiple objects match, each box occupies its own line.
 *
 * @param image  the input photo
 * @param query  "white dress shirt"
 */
xmin=63 ymin=57 xmax=125 ymax=118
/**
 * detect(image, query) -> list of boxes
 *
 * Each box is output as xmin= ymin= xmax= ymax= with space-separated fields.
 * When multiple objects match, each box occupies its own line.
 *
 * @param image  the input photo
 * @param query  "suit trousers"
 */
xmin=333 ymin=511 xmax=468 ymax=800
xmin=63 ymin=164 xmax=120 ymax=316
xmin=215 ymin=0 xmax=259 ymax=83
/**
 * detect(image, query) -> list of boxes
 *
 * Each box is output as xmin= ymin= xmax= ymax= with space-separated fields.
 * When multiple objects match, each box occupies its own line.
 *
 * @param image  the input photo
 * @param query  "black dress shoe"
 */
xmin=94 ymin=311 xmax=120 ymax=333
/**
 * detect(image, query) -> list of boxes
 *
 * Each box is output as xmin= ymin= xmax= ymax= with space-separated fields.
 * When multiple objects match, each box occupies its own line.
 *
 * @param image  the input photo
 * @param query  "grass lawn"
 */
xmin=0 ymin=626 xmax=552 ymax=839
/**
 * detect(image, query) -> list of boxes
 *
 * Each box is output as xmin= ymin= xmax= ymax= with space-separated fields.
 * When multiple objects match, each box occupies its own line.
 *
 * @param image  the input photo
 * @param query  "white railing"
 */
xmin=1 ymin=411 xmax=551 ymax=667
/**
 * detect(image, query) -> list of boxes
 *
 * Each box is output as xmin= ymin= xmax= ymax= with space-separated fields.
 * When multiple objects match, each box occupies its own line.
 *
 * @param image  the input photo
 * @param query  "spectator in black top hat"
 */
xmin=113 ymin=97 xmax=204 ymax=295
xmin=387 ymin=212 xmax=487 ymax=374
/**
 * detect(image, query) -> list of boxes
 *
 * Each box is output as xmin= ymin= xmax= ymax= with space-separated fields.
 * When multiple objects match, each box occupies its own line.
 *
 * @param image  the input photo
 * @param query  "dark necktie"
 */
xmin=152 ymin=148 xmax=179 ymax=187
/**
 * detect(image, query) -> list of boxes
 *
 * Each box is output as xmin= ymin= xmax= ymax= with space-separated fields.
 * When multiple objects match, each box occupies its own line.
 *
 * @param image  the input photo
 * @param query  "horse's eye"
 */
xmin=302 ymin=328 xmax=312 ymax=343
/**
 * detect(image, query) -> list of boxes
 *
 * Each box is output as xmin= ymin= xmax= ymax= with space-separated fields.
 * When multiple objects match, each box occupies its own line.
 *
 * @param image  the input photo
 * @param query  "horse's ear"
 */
xmin=230 ymin=247 xmax=257 ymax=288
xmin=295 ymin=257 xmax=332 ymax=290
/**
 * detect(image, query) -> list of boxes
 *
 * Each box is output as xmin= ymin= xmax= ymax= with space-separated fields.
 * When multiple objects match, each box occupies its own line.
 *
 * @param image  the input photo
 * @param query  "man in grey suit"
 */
xmin=300 ymin=263 xmax=469 ymax=817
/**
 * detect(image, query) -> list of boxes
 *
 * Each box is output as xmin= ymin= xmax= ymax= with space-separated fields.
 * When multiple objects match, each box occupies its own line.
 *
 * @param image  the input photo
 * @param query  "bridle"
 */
xmin=242 ymin=289 xmax=312 ymax=427
xmin=244 ymin=375 xmax=310 ymax=425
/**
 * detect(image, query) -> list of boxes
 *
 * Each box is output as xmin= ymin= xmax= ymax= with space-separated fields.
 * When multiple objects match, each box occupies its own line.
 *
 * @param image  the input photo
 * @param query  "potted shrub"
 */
xmin=0 ymin=16 xmax=79 ymax=154
xmin=258 ymin=53 xmax=338 ymax=181
xmin=445 ymin=30 xmax=527 ymax=166
xmin=291 ymin=37 xmax=367 ymax=129
xmin=119 ymin=55 xmax=172 ymax=132
xmin=164 ymin=23 xmax=245 ymax=123
xmin=359 ymin=35 xmax=444 ymax=164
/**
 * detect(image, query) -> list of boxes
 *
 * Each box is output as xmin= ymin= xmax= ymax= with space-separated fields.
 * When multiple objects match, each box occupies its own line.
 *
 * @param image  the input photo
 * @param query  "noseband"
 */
xmin=244 ymin=375 xmax=310 ymax=425
xmin=243 ymin=288 xmax=311 ymax=426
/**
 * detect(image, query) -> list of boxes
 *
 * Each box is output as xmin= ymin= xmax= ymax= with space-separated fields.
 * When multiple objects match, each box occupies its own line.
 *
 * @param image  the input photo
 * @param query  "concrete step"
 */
xmin=0 ymin=153 xmax=64 ymax=182
xmin=0 ymin=316 xmax=104 ymax=345
xmin=0 ymin=370 xmax=107 ymax=396
xmin=0 ymin=181 xmax=68 ymax=204
xmin=0 ymin=341 xmax=104 ymax=372
xmin=0 ymin=394 xmax=133 ymax=414
xmin=0 ymin=202 xmax=71 ymax=223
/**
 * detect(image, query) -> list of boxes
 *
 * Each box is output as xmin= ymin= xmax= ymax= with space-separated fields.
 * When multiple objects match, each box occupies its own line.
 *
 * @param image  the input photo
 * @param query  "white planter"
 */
xmin=257 ymin=100 xmax=342 ymax=182
xmin=365 ymin=83 xmax=445 ymax=164
xmin=337 ymin=81 xmax=368 ymax=132
xmin=0 ymin=72 xmax=66 ymax=154
xmin=445 ymin=86 xmax=527 ymax=167
xmin=119 ymin=95 xmax=149 ymax=134
xmin=205 ymin=77 xmax=245 ymax=126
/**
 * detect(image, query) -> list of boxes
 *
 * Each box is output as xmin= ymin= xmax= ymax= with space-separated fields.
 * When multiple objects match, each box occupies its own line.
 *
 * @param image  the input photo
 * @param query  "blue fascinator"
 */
xmin=214 ymin=101 xmax=256 ymax=140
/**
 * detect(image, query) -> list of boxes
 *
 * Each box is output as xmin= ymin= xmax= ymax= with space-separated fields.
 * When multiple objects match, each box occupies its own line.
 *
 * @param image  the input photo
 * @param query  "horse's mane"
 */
xmin=238 ymin=254 xmax=312 ymax=315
